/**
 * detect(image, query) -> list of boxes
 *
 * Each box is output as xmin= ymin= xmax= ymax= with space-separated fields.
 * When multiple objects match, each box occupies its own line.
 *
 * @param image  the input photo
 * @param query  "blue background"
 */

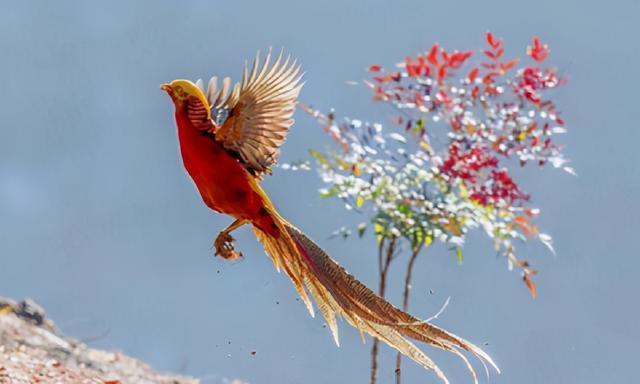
xmin=1 ymin=1 xmax=637 ymax=383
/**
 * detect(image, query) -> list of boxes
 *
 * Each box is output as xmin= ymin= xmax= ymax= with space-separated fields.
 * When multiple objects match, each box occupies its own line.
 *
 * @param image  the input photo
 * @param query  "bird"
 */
xmin=161 ymin=49 xmax=499 ymax=383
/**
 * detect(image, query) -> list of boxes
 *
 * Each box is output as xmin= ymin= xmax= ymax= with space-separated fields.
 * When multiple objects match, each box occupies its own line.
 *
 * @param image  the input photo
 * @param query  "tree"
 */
xmin=297 ymin=33 xmax=571 ymax=383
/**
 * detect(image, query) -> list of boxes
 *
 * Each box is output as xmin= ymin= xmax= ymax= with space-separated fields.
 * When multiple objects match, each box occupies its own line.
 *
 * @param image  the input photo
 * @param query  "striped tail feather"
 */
xmin=252 ymin=219 xmax=499 ymax=384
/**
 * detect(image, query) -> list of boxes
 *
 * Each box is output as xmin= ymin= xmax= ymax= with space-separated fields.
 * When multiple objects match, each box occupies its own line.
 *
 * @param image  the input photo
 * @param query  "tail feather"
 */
xmin=253 ymin=219 xmax=499 ymax=383
xmin=258 ymin=226 xmax=315 ymax=317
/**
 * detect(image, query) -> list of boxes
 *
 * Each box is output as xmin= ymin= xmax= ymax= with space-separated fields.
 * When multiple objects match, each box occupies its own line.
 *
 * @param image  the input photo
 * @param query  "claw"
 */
xmin=214 ymin=231 xmax=243 ymax=260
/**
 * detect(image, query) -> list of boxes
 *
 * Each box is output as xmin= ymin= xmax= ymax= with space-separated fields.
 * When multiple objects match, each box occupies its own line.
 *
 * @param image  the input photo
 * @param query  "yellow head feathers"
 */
xmin=161 ymin=79 xmax=211 ymax=113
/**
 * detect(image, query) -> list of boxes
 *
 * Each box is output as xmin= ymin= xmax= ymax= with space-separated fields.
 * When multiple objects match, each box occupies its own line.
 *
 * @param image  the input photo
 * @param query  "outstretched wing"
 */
xmin=202 ymin=49 xmax=303 ymax=176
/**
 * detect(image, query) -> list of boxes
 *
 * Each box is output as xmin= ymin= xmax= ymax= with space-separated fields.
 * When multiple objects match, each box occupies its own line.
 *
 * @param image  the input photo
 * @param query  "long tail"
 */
xmin=253 ymin=216 xmax=499 ymax=384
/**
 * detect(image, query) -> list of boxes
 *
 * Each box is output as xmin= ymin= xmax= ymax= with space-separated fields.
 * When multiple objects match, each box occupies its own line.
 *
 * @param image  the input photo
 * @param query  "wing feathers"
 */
xmin=212 ymin=77 xmax=231 ymax=108
xmin=207 ymin=49 xmax=302 ymax=176
xmin=195 ymin=78 xmax=204 ymax=92
xmin=206 ymin=76 xmax=217 ymax=104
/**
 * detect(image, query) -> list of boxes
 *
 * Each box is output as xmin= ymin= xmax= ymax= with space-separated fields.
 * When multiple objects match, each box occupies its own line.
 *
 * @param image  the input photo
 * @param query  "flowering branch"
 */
xmin=293 ymin=32 xmax=571 ymax=383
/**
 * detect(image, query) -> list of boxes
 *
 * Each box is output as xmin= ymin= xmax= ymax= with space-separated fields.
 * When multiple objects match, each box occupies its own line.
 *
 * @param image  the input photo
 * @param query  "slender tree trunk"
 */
xmin=394 ymin=244 xmax=423 ymax=384
xmin=370 ymin=236 xmax=397 ymax=384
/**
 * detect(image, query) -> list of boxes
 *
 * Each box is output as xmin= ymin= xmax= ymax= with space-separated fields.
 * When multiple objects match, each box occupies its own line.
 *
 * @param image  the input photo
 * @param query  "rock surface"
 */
xmin=0 ymin=297 xmax=198 ymax=384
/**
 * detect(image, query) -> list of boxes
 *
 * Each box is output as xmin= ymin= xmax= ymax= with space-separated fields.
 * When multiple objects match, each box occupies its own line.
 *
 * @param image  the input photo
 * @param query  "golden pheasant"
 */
xmin=161 ymin=49 xmax=499 ymax=383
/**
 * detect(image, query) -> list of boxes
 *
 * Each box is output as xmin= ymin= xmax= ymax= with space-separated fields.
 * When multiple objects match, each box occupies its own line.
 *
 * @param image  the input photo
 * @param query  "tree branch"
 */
xmin=371 ymin=235 xmax=397 ymax=384
xmin=395 ymin=243 xmax=424 ymax=384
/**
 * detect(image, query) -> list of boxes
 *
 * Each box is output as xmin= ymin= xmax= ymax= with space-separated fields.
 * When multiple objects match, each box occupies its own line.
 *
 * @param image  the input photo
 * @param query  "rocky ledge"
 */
xmin=0 ymin=297 xmax=198 ymax=384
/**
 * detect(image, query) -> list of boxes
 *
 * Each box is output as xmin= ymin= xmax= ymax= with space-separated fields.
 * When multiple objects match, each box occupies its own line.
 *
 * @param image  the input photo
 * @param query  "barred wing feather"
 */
xmin=202 ymin=49 xmax=303 ymax=176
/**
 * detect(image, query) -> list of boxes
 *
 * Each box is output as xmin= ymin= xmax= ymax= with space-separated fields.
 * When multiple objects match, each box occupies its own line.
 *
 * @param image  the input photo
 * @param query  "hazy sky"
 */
xmin=1 ymin=1 xmax=638 ymax=383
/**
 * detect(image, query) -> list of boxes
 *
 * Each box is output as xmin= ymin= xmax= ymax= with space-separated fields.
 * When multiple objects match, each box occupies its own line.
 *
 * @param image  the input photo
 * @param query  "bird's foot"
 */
xmin=214 ymin=231 xmax=242 ymax=261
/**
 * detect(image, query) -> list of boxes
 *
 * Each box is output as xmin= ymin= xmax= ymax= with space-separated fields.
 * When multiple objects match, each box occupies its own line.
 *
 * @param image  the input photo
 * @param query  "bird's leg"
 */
xmin=214 ymin=219 xmax=248 ymax=260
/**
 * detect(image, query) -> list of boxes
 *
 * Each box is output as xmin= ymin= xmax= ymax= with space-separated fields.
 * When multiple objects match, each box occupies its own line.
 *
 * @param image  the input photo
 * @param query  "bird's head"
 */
xmin=160 ymin=79 xmax=210 ymax=109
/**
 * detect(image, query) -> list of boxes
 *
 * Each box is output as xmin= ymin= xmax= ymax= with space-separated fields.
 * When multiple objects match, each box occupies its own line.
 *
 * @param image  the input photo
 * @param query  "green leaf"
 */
xmin=459 ymin=182 xmax=469 ymax=198
xmin=413 ymin=118 xmax=425 ymax=134
xmin=333 ymin=155 xmax=352 ymax=171
xmin=397 ymin=204 xmax=412 ymax=216
xmin=372 ymin=181 xmax=386 ymax=198
xmin=357 ymin=222 xmax=367 ymax=237
xmin=319 ymin=186 xmax=339 ymax=198
xmin=425 ymin=234 xmax=433 ymax=246
xmin=456 ymin=248 xmax=463 ymax=264
xmin=309 ymin=149 xmax=330 ymax=167
xmin=415 ymin=228 xmax=423 ymax=245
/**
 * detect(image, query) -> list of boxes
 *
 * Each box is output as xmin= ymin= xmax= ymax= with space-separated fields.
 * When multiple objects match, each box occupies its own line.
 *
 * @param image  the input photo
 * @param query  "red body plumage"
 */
xmin=174 ymin=110 xmax=279 ymax=237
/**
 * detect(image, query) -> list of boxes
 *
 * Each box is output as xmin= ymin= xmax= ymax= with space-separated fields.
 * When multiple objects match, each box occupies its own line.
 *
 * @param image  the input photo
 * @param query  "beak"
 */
xmin=160 ymin=83 xmax=171 ymax=92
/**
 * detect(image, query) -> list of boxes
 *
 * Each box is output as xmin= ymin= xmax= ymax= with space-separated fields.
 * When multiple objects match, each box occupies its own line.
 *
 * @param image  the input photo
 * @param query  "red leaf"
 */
xmin=441 ymin=49 xmax=450 ymax=63
xmin=471 ymin=86 xmax=479 ymax=99
xmin=501 ymin=58 xmax=520 ymax=71
xmin=484 ymin=49 xmax=496 ymax=59
xmin=438 ymin=66 xmax=447 ymax=80
xmin=468 ymin=67 xmax=480 ymax=82
xmin=523 ymin=275 xmax=537 ymax=298
xmin=448 ymin=50 xmax=472 ymax=68
xmin=514 ymin=215 xmax=538 ymax=237
xmin=486 ymin=31 xmax=502 ymax=49
xmin=368 ymin=65 xmax=382 ymax=72
xmin=407 ymin=64 xmax=418 ymax=77
xmin=484 ymin=47 xmax=504 ymax=60
xmin=533 ymin=36 xmax=541 ymax=49
xmin=483 ymin=71 xmax=501 ymax=83
xmin=427 ymin=43 xmax=439 ymax=66
xmin=486 ymin=31 xmax=496 ymax=48
xmin=528 ymin=36 xmax=549 ymax=62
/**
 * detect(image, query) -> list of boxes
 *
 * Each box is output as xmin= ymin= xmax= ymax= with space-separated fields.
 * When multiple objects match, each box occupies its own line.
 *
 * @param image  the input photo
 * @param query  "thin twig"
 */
xmin=371 ymin=236 xmax=397 ymax=384
xmin=371 ymin=236 xmax=385 ymax=384
xmin=395 ymin=243 xmax=424 ymax=384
